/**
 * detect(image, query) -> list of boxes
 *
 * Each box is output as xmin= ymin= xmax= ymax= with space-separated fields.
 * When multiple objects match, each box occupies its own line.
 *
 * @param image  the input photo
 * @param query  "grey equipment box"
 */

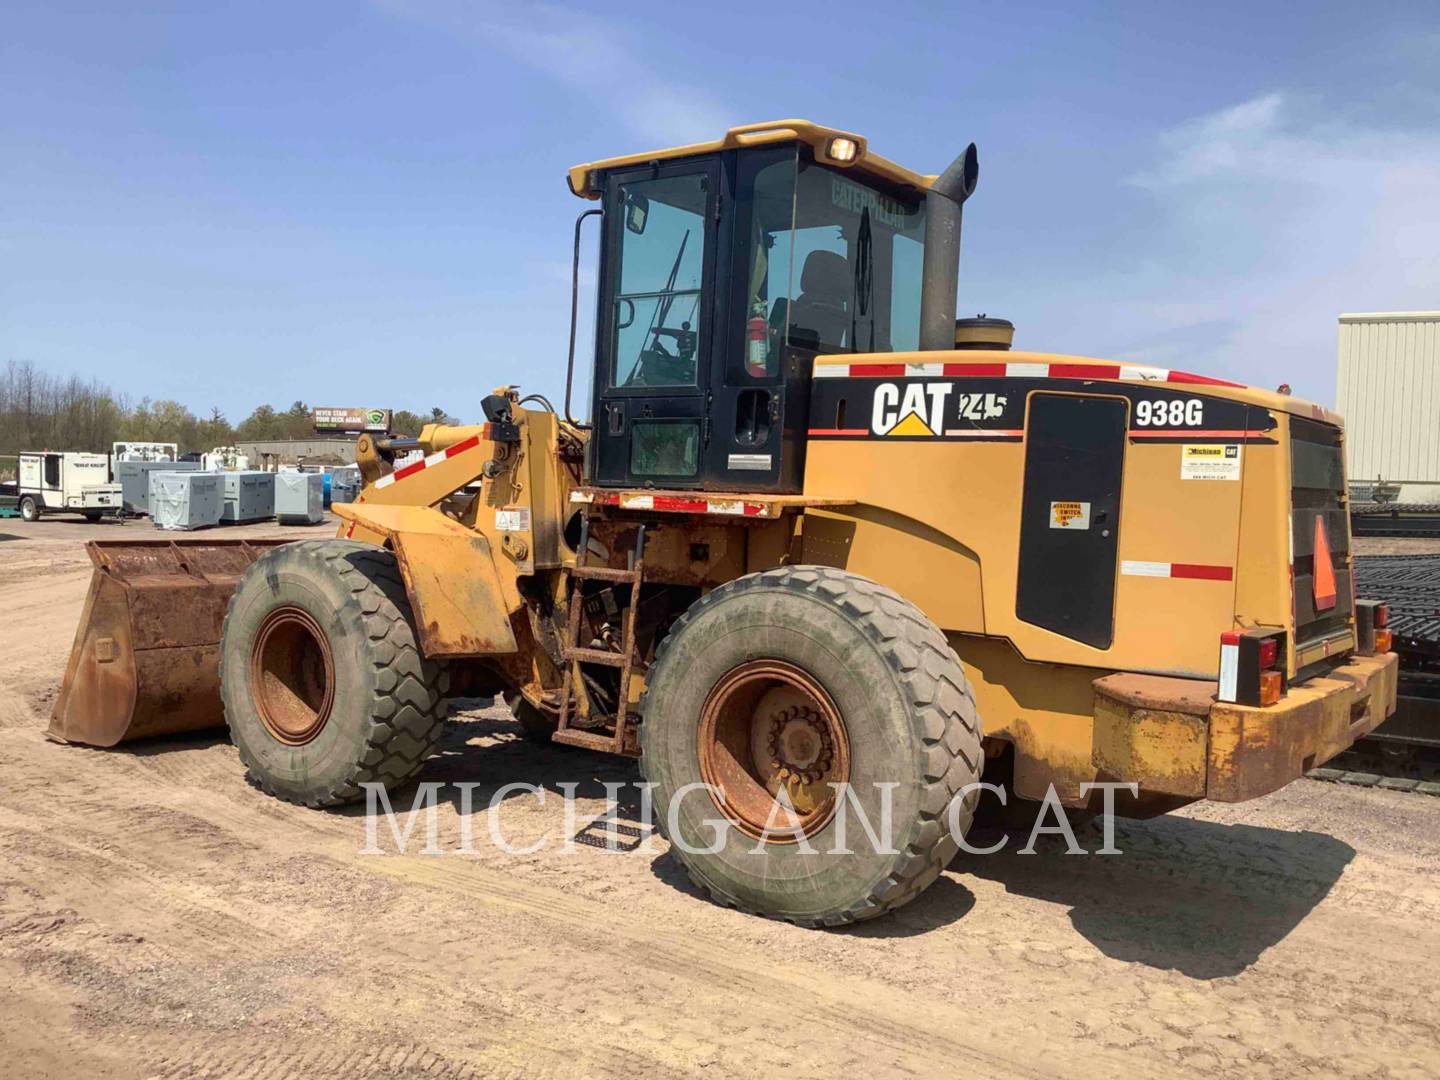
xmin=220 ymin=470 xmax=276 ymax=524
xmin=328 ymin=466 xmax=361 ymax=505
xmin=116 ymin=459 xmax=199 ymax=515
xmin=150 ymin=472 xmax=223 ymax=531
xmin=275 ymin=471 xmax=325 ymax=525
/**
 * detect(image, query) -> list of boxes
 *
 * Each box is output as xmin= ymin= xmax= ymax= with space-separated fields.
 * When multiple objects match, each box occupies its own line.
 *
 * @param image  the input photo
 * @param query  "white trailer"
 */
xmin=17 ymin=452 xmax=124 ymax=521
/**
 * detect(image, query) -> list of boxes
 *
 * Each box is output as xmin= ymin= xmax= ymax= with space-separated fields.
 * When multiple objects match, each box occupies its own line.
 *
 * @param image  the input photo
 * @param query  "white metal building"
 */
xmin=1336 ymin=311 xmax=1440 ymax=502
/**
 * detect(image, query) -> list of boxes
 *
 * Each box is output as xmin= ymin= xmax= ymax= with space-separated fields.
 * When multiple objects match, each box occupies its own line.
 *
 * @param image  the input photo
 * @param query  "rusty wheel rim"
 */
xmin=697 ymin=660 xmax=851 ymax=844
xmin=250 ymin=606 xmax=335 ymax=746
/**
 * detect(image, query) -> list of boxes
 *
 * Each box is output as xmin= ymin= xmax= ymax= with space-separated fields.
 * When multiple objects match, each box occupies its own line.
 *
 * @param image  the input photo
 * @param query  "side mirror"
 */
xmin=624 ymin=192 xmax=649 ymax=235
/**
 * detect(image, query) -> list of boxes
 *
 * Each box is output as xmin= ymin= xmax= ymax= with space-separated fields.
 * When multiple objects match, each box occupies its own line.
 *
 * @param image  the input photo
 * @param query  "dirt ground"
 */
xmin=2 ymin=515 xmax=1439 ymax=1078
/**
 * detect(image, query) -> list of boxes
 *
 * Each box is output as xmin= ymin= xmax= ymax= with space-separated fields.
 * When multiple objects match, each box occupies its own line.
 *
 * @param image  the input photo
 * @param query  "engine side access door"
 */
xmin=1015 ymin=392 xmax=1128 ymax=648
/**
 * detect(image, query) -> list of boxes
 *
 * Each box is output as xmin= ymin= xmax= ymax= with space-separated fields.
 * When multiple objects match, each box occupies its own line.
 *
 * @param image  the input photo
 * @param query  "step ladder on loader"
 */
xmin=553 ymin=519 xmax=647 ymax=755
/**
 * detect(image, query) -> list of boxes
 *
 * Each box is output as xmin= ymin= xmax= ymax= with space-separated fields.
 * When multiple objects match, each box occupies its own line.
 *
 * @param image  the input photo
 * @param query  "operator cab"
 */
xmin=568 ymin=122 xmax=941 ymax=493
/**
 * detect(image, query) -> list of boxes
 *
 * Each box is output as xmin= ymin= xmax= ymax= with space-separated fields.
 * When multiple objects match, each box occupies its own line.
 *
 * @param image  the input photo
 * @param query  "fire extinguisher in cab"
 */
xmin=746 ymin=313 xmax=769 ymax=377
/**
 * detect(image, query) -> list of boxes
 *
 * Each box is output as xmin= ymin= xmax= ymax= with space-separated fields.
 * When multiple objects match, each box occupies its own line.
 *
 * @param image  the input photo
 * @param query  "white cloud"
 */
xmin=376 ymin=0 xmax=732 ymax=145
xmin=1111 ymin=92 xmax=1440 ymax=402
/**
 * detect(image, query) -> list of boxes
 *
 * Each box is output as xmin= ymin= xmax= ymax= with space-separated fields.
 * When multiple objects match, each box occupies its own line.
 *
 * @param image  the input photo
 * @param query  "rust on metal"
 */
xmin=1091 ymin=673 xmax=1211 ymax=799
xmin=1089 ymin=652 xmax=1400 ymax=803
xmin=697 ymin=659 xmax=851 ymax=843
xmin=332 ymin=503 xmax=520 ymax=658
xmin=391 ymin=529 xmax=518 ymax=657
xmin=250 ymin=605 xmax=335 ymax=746
xmin=1206 ymin=650 xmax=1397 ymax=802
xmin=49 ymin=539 xmax=288 ymax=747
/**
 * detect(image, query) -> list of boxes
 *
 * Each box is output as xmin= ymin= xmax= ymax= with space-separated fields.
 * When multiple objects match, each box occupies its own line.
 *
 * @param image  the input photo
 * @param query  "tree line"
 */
xmin=0 ymin=360 xmax=456 ymax=457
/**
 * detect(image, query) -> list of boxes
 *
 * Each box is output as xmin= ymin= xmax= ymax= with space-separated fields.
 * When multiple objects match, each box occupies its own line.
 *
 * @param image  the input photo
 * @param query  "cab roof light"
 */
xmin=826 ymin=136 xmax=859 ymax=163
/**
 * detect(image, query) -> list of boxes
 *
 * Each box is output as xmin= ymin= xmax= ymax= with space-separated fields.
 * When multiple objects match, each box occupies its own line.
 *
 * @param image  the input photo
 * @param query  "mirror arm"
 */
xmin=565 ymin=208 xmax=604 ymax=428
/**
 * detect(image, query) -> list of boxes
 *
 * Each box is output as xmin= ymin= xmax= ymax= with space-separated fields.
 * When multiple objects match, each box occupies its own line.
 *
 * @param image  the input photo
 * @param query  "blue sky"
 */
xmin=3 ymin=1 xmax=1437 ymax=423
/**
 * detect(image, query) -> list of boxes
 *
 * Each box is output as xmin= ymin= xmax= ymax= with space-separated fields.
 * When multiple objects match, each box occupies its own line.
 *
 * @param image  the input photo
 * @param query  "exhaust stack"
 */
xmin=919 ymin=143 xmax=979 ymax=351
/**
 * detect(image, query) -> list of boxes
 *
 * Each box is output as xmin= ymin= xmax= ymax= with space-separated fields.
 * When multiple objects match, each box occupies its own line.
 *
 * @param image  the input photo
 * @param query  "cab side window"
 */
xmin=611 ymin=174 xmax=709 ymax=388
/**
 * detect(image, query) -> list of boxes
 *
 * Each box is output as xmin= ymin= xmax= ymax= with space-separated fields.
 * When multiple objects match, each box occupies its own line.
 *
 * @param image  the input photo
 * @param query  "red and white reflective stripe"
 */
xmin=1121 ymin=560 xmax=1233 ymax=581
xmin=372 ymin=434 xmax=482 ymax=489
xmin=1218 ymin=630 xmax=1242 ymax=701
xmin=812 ymin=360 xmax=1242 ymax=388
xmin=571 ymin=490 xmax=767 ymax=517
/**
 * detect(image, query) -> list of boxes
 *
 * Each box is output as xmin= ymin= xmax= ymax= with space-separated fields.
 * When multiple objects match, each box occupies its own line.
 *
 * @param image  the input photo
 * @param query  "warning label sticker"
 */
xmin=495 ymin=507 xmax=531 ymax=532
xmin=1050 ymin=501 xmax=1091 ymax=529
xmin=1181 ymin=444 xmax=1242 ymax=480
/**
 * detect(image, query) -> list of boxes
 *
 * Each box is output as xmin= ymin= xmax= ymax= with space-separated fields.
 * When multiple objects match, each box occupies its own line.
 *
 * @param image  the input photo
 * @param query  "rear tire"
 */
xmin=20 ymin=496 xmax=39 ymax=522
xmin=640 ymin=566 xmax=983 ymax=927
xmin=220 ymin=540 xmax=449 ymax=807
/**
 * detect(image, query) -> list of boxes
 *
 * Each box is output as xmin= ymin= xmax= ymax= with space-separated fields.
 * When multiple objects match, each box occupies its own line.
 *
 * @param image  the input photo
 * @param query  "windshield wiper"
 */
xmin=644 ymin=229 xmax=691 ymax=345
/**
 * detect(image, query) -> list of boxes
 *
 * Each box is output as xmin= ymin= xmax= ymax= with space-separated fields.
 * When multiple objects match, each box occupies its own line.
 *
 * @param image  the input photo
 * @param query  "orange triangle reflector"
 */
xmin=1313 ymin=516 xmax=1337 ymax=611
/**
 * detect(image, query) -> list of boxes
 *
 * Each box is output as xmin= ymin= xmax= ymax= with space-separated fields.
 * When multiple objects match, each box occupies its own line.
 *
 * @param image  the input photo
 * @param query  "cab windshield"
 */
xmin=738 ymin=147 xmax=926 ymax=373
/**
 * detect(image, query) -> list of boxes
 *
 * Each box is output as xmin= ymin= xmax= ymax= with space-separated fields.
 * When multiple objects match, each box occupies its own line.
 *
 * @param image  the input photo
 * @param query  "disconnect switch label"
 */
xmin=1050 ymin=501 xmax=1091 ymax=529
xmin=1181 ymin=444 xmax=1242 ymax=480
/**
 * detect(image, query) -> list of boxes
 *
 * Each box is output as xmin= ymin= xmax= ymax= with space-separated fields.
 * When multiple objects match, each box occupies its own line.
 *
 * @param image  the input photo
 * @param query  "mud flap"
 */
xmin=332 ymin=504 xmax=518 ymax=657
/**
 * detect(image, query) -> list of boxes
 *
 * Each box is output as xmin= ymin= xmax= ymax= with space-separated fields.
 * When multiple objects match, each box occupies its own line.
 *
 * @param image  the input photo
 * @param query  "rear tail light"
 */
xmin=1256 ymin=637 xmax=1278 ymax=670
xmin=1217 ymin=627 xmax=1288 ymax=706
xmin=1356 ymin=600 xmax=1390 ymax=655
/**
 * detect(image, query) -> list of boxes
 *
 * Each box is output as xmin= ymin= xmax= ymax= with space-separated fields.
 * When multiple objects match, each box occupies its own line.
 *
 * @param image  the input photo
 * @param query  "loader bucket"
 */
xmin=49 ymin=539 xmax=290 ymax=747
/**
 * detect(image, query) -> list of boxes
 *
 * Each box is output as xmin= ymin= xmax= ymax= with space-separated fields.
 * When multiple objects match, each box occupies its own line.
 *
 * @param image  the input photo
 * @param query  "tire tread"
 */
xmin=221 ymin=540 xmax=448 ymax=808
xmin=639 ymin=565 xmax=983 ymax=927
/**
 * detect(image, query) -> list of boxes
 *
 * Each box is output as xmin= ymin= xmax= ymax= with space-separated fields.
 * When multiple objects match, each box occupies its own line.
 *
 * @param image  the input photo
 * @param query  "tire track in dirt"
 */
xmin=10 ymin=700 xmax=1440 ymax=1077
xmin=0 ymin=700 xmax=1070 ymax=1078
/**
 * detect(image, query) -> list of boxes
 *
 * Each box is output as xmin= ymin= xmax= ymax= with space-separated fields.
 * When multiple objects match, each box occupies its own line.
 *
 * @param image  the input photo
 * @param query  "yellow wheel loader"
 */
xmin=51 ymin=120 xmax=1399 ymax=926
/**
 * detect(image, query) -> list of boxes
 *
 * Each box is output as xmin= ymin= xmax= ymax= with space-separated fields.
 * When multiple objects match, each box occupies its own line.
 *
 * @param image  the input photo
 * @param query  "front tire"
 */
xmin=640 ymin=567 xmax=982 ymax=927
xmin=19 ymin=496 xmax=39 ymax=522
xmin=220 ymin=540 xmax=449 ymax=807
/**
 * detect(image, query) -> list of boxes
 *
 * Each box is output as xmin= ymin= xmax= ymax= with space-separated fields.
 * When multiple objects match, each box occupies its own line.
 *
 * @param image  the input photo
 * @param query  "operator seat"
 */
xmin=782 ymin=250 xmax=850 ymax=351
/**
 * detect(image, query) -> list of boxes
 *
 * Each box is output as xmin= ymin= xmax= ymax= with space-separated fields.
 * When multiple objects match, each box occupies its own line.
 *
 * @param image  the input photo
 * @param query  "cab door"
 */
xmin=592 ymin=160 xmax=720 ymax=488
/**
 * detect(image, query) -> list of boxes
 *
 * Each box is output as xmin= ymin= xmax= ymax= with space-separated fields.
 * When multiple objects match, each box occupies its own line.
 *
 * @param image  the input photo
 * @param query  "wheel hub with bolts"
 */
xmin=698 ymin=659 xmax=851 ymax=842
xmin=766 ymin=705 xmax=835 ymax=786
